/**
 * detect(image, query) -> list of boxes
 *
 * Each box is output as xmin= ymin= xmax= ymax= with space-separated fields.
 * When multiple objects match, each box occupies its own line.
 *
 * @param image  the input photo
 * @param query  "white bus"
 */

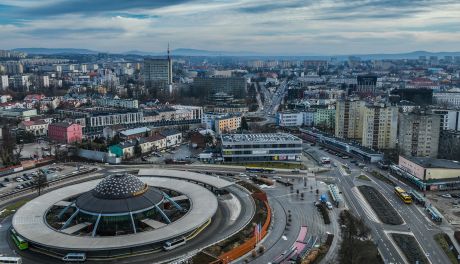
xmin=163 ymin=237 xmax=186 ymax=251
xmin=62 ymin=253 xmax=86 ymax=262
xmin=0 ymin=257 xmax=22 ymax=264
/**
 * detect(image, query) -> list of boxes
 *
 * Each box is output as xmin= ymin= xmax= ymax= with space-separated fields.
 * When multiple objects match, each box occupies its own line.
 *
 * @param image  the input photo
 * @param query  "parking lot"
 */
xmin=426 ymin=192 xmax=460 ymax=225
xmin=0 ymin=164 xmax=85 ymax=195
xmin=139 ymin=143 xmax=201 ymax=164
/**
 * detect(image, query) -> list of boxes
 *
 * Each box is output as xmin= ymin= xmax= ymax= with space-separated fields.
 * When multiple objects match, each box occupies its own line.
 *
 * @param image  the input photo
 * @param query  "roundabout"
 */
xmin=12 ymin=172 xmax=220 ymax=259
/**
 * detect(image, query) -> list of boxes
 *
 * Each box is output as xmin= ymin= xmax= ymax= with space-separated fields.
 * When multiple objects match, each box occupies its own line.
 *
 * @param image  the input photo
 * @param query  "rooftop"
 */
xmin=49 ymin=122 xmax=76 ymax=128
xmin=13 ymin=176 xmax=218 ymax=251
xmin=160 ymin=129 xmax=181 ymax=137
xmin=221 ymin=133 xmax=301 ymax=144
xmin=406 ymin=156 xmax=460 ymax=169
xmin=120 ymin=127 xmax=150 ymax=136
xmin=75 ymin=174 xmax=164 ymax=214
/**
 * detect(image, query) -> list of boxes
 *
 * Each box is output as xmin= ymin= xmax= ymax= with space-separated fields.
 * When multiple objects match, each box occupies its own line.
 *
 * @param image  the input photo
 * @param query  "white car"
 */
xmin=239 ymin=173 xmax=247 ymax=177
xmin=326 ymin=201 xmax=333 ymax=210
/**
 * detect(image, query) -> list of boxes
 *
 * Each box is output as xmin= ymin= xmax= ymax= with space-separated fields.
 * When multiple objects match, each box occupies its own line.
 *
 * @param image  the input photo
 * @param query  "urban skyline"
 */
xmin=0 ymin=0 xmax=460 ymax=54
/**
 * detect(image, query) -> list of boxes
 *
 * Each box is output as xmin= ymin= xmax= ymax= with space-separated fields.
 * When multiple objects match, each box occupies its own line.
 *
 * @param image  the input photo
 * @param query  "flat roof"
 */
xmin=12 ymin=176 xmax=218 ymax=251
xmin=405 ymin=156 xmax=460 ymax=169
xmin=120 ymin=127 xmax=150 ymax=136
xmin=221 ymin=133 xmax=301 ymax=144
xmin=138 ymin=168 xmax=234 ymax=189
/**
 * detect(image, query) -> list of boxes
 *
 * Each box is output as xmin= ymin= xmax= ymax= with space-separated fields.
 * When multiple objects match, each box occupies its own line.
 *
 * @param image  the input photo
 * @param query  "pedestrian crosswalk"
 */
xmin=351 ymin=187 xmax=381 ymax=223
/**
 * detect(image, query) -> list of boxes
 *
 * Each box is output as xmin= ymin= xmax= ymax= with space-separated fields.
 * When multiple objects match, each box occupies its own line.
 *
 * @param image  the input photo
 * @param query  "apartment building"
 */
xmin=361 ymin=103 xmax=398 ymax=149
xmin=398 ymin=111 xmax=441 ymax=158
xmin=335 ymin=99 xmax=365 ymax=139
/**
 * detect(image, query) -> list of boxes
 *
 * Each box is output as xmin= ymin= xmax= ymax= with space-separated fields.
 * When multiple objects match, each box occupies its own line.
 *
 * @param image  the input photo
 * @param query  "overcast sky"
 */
xmin=0 ymin=0 xmax=459 ymax=55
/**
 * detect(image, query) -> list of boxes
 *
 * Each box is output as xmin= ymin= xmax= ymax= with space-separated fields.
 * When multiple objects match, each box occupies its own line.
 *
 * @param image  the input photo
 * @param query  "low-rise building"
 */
xmin=0 ymin=108 xmax=37 ymax=120
xmin=314 ymin=107 xmax=335 ymax=130
xmin=160 ymin=129 xmax=182 ymax=147
xmin=48 ymin=122 xmax=83 ymax=144
xmin=396 ymin=155 xmax=460 ymax=191
xmin=95 ymin=97 xmax=139 ymax=109
xmin=109 ymin=141 xmax=136 ymax=159
xmin=138 ymin=134 xmax=167 ymax=153
xmin=18 ymin=120 xmax=48 ymax=136
xmin=221 ymin=133 xmax=302 ymax=163
xmin=214 ymin=115 xmax=241 ymax=134
xmin=276 ymin=111 xmax=303 ymax=127
xmin=120 ymin=127 xmax=150 ymax=140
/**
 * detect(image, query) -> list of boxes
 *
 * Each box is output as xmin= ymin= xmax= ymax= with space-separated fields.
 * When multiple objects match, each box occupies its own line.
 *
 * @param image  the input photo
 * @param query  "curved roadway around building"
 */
xmin=12 ymin=177 xmax=218 ymax=251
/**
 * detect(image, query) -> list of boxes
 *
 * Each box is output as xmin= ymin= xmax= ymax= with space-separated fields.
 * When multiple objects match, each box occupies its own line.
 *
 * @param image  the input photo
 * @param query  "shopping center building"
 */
xmin=221 ymin=133 xmax=303 ymax=163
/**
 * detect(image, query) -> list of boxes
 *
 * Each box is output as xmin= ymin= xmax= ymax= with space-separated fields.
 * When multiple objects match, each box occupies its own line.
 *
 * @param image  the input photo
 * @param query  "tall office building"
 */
xmin=361 ymin=103 xmax=398 ymax=150
xmin=143 ymin=47 xmax=172 ymax=93
xmin=192 ymin=77 xmax=247 ymax=99
xmin=398 ymin=111 xmax=441 ymax=158
xmin=335 ymin=98 xmax=365 ymax=140
xmin=356 ymin=75 xmax=377 ymax=94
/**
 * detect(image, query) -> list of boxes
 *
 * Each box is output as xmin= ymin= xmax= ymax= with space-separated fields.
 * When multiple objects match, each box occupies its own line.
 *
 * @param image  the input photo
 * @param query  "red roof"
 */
xmin=24 ymin=94 xmax=45 ymax=102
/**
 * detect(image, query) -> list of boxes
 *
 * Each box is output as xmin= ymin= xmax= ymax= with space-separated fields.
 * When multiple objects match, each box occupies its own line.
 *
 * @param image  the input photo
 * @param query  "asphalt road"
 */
xmin=0 ymin=167 xmax=256 ymax=264
xmin=236 ymin=175 xmax=337 ymax=264
xmin=313 ymin=146 xmax=451 ymax=264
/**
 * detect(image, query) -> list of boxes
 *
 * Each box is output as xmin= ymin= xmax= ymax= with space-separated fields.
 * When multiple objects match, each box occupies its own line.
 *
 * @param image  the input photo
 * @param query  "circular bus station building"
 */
xmin=11 ymin=170 xmax=230 ymax=260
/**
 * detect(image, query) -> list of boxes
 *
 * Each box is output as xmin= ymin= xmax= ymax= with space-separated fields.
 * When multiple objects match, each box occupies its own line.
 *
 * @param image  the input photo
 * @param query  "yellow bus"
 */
xmin=394 ymin=186 xmax=412 ymax=204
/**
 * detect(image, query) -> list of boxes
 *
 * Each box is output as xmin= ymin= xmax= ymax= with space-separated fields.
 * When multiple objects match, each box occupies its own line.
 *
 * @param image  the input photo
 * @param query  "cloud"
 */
xmin=237 ymin=1 xmax=309 ymax=14
xmin=0 ymin=0 xmax=459 ymax=54
xmin=22 ymin=0 xmax=195 ymax=16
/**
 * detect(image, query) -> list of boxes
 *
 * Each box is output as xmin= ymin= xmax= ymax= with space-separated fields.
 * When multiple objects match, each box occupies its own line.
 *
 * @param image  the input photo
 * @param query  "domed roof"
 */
xmin=75 ymin=174 xmax=164 ymax=215
xmin=93 ymin=173 xmax=147 ymax=199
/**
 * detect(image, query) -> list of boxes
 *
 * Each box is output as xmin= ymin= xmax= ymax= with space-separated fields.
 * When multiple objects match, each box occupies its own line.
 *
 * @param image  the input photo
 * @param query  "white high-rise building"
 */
xmin=0 ymin=75 xmax=8 ymax=90
xmin=40 ymin=76 xmax=50 ymax=88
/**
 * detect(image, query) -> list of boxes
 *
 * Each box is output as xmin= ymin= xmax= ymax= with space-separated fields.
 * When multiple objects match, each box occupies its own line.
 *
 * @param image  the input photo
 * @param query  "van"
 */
xmin=0 ymin=256 xmax=22 ymax=264
xmin=62 ymin=253 xmax=86 ymax=262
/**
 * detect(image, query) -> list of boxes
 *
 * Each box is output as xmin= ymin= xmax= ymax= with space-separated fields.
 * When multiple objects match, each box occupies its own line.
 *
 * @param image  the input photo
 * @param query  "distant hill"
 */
xmin=124 ymin=48 xmax=265 ymax=57
xmin=10 ymin=48 xmax=460 ymax=59
xmin=340 ymin=51 xmax=460 ymax=60
xmin=13 ymin=48 xmax=99 ymax=55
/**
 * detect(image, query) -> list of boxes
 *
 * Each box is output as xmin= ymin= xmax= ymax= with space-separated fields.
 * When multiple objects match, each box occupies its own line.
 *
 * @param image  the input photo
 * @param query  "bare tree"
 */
xmin=34 ymin=172 xmax=49 ymax=196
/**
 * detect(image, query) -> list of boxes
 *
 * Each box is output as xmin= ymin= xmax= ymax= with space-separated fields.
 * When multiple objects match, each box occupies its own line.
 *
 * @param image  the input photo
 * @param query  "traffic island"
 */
xmin=357 ymin=174 xmax=371 ymax=181
xmin=434 ymin=233 xmax=460 ymax=264
xmin=369 ymin=170 xmax=396 ymax=186
xmin=391 ymin=233 xmax=428 ymax=264
xmin=357 ymin=185 xmax=403 ymax=225
xmin=195 ymin=181 xmax=271 ymax=264
xmin=338 ymin=210 xmax=383 ymax=264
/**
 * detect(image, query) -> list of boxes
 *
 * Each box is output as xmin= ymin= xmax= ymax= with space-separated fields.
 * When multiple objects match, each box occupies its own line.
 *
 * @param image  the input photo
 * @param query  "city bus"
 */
xmin=10 ymin=229 xmax=28 ymax=250
xmin=163 ymin=237 xmax=186 ymax=251
xmin=394 ymin=186 xmax=412 ymax=204
xmin=0 ymin=256 xmax=22 ymax=264
xmin=245 ymin=167 xmax=275 ymax=174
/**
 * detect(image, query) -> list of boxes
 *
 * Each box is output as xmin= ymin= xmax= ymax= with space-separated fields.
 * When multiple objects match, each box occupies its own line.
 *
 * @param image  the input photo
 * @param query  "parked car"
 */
xmin=326 ymin=201 xmax=333 ymax=210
